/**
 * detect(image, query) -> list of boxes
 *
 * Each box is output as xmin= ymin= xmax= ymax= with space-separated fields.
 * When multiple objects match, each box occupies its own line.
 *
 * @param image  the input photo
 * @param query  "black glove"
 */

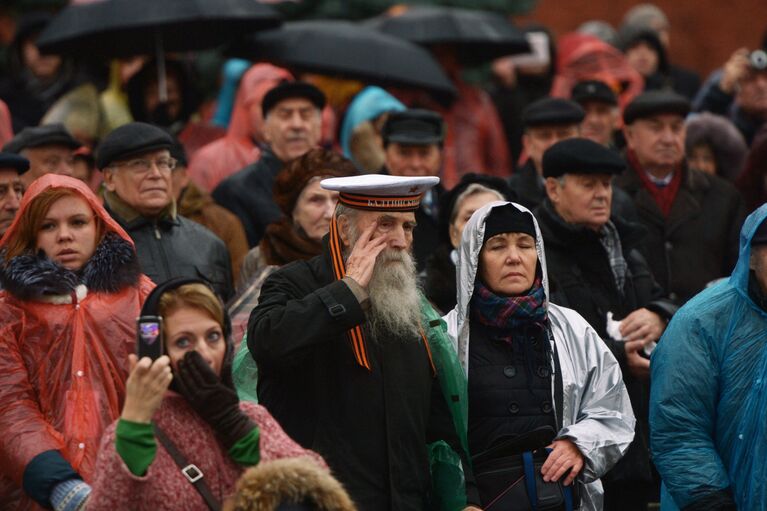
xmin=175 ymin=350 xmax=256 ymax=449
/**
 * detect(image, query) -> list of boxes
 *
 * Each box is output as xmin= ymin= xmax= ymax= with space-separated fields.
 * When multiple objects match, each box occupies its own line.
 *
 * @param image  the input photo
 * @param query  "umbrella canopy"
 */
xmin=228 ymin=20 xmax=457 ymax=99
xmin=36 ymin=0 xmax=282 ymax=59
xmin=365 ymin=5 xmax=529 ymax=62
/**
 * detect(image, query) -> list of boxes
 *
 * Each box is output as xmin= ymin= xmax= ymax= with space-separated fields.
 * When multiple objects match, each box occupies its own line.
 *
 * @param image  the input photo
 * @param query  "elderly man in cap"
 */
xmin=249 ymin=174 xmax=479 ymax=511
xmin=98 ymin=122 xmax=233 ymax=300
xmin=0 ymin=152 xmax=27 ymax=237
xmin=213 ymin=80 xmax=325 ymax=247
xmin=2 ymin=123 xmax=80 ymax=187
xmin=536 ymin=138 xmax=677 ymax=511
xmin=650 ymin=206 xmax=767 ymax=511
xmin=571 ymin=80 xmax=621 ymax=147
xmin=381 ymin=108 xmax=445 ymax=270
xmin=508 ymin=97 xmax=585 ymax=210
xmin=616 ymin=90 xmax=746 ymax=304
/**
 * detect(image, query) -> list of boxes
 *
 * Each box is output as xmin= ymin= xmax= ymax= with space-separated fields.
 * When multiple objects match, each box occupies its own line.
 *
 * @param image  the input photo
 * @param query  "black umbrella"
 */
xmin=365 ymin=5 xmax=529 ymax=63
xmin=36 ymin=0 xmax=282 ymax=100
xmin=228 ymin=20 xmax=457 ymax=99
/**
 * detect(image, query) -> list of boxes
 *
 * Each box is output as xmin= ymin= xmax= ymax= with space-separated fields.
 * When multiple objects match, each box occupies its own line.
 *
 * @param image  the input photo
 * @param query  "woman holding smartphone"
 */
xmin=87 ymin=277 xmax=326 ymax=511
xmin=0 ymin=174 xmax=154 ymax=510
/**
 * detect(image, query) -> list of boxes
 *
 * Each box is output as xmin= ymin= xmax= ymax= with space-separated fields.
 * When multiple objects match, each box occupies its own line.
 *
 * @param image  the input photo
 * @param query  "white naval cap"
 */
xmin=321 ymin=174 xmax=440 ymax=212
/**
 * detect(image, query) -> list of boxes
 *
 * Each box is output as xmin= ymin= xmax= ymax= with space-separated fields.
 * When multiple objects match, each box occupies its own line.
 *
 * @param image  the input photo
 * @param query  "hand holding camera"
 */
xmin=721 ymin=47 xmax=767 ymax=94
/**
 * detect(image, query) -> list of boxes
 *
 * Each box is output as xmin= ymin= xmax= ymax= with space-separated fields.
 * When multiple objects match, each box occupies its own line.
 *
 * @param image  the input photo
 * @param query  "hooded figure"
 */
xmin=0 ymin=174 xmax=154 ymax=510
xmin=443 ymin=201 xmax=635 ymax=510
xmin=650 ymin=204 xmax=767 ymax=510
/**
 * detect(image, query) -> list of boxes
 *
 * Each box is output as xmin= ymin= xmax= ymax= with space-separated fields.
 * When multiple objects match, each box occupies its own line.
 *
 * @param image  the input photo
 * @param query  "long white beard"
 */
xmin=362 ymin=248 xmax=423 ymax=341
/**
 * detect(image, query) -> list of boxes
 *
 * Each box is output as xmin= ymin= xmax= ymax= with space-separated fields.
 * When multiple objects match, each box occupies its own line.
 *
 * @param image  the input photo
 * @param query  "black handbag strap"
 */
xmin=549 ymin=327 xmax=564 ymax=431
xmin=154 ymin=425 xmax=221 ymax=511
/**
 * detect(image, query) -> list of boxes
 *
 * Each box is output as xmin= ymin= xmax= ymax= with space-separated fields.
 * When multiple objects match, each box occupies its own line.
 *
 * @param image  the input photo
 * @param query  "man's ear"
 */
xmin=544 ymin=176 xmax=561 ymax=203
xmin=337 ymin=215 xmax=351 ymax=248
xmin=102 ymin=169 xmax=117 ymax=192
xmin=622 ymin=124 xmax=634 ymax=149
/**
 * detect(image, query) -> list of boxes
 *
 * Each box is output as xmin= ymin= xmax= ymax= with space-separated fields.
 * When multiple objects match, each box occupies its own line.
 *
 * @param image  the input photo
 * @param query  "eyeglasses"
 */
xmin=109 ymin=157 xmax=177 ymax=175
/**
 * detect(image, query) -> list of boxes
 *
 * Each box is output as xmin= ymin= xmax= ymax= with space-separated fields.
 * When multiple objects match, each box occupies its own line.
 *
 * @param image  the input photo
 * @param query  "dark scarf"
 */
xmin=260 ymin=218 xmax=322 ymax=267
xmin=0 ymin=232 xmax=140 ymax=300
xmin=470 ymin=277 xmax=547 ymax=332
xmin=627 ymin=149 xmax=683 ymax=217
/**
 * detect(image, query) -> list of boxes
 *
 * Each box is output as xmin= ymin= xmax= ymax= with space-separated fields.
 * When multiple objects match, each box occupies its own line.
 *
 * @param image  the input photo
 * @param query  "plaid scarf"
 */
xmin=470 ymin=277 xmax=547 ymax=332
xmin=599 ymin=220 xmax=628 ymax=293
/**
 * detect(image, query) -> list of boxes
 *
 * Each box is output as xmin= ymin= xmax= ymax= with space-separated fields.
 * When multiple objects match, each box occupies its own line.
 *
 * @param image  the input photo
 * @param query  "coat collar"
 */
xmin=104 ymin=189 xmax=179 ymax=229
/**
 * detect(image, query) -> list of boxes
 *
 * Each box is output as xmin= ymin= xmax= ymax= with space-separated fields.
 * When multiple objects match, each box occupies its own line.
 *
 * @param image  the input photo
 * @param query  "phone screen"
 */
xmin=137 ymin=316 xmax=164 ymax=360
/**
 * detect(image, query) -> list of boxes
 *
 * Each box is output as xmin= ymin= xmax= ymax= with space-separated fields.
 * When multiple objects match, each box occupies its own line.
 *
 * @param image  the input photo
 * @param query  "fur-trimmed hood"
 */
xmin=1 ymin=232 xmax=140 ymax=301
xmin=229 ymin=457 xmax=356 ymax=511
xmin=0 ymin=174 xmax=141 ymax=301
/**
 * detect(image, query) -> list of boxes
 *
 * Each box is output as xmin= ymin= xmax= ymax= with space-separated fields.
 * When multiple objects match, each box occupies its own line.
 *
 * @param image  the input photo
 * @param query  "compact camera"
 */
xmin=749 ymin=49 xmax=767 ymax=71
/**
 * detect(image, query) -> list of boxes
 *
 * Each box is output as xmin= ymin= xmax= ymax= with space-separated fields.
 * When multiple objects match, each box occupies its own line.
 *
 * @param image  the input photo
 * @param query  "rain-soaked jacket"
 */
xmin=0 ymin=175 xmax=154 ymax=510
xmin=188 ymin=64 xmax=293 ymax=192
xmin=650 ymin=204 xmax=767 ymax=510
xmin=443 ymin=201 xmax=635 ymax=510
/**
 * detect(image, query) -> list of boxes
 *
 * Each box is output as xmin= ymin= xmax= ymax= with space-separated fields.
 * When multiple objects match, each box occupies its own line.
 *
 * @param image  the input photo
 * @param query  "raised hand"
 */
xmin=344 ymin=220 xmax=387 ymax=289
xmin=121 ymin=354 xmax=173 ymax=424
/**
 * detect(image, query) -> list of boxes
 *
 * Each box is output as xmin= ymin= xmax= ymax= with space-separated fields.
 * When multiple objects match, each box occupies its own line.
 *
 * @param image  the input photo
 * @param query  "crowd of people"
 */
xmin=0 ymin=1 xmax=766 ymax=510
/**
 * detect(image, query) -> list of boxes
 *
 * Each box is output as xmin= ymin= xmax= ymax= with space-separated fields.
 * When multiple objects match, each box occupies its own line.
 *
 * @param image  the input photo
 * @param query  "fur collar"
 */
xmin=1 ymin=232 xmax=140 ymax=301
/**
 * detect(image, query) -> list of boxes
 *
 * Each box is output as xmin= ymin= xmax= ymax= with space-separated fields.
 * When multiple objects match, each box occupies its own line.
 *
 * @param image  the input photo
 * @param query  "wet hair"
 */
xmin=157 ymin=283 xmax=225 ymax=333
xmin=2 ymin=187 xmax=104 ymax=262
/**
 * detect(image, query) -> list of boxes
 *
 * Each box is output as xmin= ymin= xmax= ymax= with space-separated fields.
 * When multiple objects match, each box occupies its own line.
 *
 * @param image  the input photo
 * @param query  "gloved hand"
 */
xmin=175 ymin=350 xmax=255 ymax=449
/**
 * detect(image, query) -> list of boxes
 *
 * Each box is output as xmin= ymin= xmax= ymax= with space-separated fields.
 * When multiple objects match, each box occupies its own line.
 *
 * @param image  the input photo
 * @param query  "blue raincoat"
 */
xmin=339 ymin=86 xmax=404 ymax=163
xmin=650 ymin=204 xmax=767 ymax=510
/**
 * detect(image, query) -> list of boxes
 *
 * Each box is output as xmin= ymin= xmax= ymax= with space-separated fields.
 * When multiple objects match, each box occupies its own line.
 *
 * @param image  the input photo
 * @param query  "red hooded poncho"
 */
xmin=0 ymin=175 xmax=154 ymax=510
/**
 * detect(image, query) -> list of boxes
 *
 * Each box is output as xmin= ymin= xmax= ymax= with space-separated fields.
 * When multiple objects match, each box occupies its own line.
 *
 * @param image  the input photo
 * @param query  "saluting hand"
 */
xmin=344 ymin=220 xmax=388 ymax=289
xmin=541 ymin=439 xmax=584 ymax=487
xmin=121 ymin=354 xmax=173 ymax=424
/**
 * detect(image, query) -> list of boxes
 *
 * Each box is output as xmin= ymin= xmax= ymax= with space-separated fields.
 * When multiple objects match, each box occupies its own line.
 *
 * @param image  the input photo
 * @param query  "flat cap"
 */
xmin=623 ymin=90 xmax=690 ymax=125
xmin=96 ymin=122 xmax=174 ymax=169
xmin=543 ymin=138 xmax=626 ymax=178
xmin=382 ymin=109 xmax=445 ymax=146
xmin=571 ymin=80 xmax=618 ymax=106
xmin=262 ymin=80 xmax=326 ymax=118
xmin=3 ymin=123 xmax=81 ymax=154
xmin=523 ymin=97 xmax=585 ymax=127
xmin=0 ymin=152 xmax=30 ymax=175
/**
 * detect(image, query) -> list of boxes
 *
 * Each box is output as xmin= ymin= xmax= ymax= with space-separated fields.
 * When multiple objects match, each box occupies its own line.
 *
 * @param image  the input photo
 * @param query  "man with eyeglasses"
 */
xmin=0 ymin=152 xmax=28 ymax=237
xmin=2 ymin=123 xmax=80 ymax=187
xmin=97 ymin=122 xmax=233 ymax=300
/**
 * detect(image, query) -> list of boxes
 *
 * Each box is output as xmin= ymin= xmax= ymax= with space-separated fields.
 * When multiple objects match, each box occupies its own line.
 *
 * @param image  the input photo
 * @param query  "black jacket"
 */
xmin=212 ymin=148 xmax=284 ymax=247
xmin=248 ymin=239 xmax=477 ymax=510
xmin=614 ymin=162 xmax=746 ymax=304
xmin=422 ymin=244 xmax=457 ymax=315
xmin=104 ymin=193 xmax=233 ymax=301
xmin=535 ymin=200 xmax=677 ymax=484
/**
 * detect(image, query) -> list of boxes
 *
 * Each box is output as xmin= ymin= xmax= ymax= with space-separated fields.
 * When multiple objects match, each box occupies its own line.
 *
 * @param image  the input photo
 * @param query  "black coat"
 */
xmin=614 ymin=163 xmax=746 ymax=304
xmin=535 ymin=200 xmax=677 ymax=484
xmin=248 ymin=240 xmax=477 ymax=510
xmin=104 ymin=199 xmax=233 ymax=301
xmin=212 ymin=148 xmax=284 ymax=247
xmin=422 ymin=244 xmax=457 ymax=315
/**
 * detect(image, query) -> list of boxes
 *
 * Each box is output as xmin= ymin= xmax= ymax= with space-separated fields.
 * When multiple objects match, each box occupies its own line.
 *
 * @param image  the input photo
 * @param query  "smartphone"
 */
xmin=136 ymin=316 xmax=164 ymax=361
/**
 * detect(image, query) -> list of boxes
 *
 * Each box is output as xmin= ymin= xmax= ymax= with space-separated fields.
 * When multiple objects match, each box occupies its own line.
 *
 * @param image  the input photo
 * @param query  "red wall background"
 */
xmin=517 ymin=0 xmax=766 ymax=78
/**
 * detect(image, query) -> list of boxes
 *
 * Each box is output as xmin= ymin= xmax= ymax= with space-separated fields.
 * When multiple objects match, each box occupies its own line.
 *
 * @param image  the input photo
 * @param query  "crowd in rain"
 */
xmin=1 ymin=1 xmax=767 ymax=510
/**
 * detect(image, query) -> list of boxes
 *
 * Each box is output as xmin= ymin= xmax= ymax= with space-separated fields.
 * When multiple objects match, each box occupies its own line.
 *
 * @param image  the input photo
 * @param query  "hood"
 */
xmin=227 ymin=63 xmax=293 ymax=142
xmin=729 ymin=204 xmax=767 ymax=299
xmin=0 ymin=174 xmax=134 ymax=249
xmin=685 ymin=112 xmax=749 ymax=182
xmin=340 ymin=86 xmax=405 ymax=160
xmin=452 ymin=201 xmax=549 ymax=373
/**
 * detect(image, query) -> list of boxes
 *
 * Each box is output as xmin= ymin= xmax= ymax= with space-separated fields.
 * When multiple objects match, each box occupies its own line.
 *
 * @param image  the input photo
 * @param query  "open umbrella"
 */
xmin=228 ymin=20 xmax=457 ymax=99
xmin=36 ymin=0 xmax=282 ymax=100
xmin=365 ymin=5 xmax=529 ymax=63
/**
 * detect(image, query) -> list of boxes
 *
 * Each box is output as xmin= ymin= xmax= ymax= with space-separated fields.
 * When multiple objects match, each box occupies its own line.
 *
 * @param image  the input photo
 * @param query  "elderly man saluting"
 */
xmin=249 ymin=174 xmax=480 ymax=511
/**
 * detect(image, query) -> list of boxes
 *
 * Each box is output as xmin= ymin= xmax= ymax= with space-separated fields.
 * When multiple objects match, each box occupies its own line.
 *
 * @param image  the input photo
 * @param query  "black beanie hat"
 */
xmin=483 ymin=204 xmax=536 ymax=244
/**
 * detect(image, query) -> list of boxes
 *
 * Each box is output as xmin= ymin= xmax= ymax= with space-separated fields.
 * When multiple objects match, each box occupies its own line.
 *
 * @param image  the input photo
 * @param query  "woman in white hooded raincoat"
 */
xmin=443 ymin=201 xmax=635 ymax=510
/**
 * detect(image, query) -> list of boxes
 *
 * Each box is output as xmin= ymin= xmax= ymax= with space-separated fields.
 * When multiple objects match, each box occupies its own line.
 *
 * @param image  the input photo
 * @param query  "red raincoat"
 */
xmin=0 ymin=175 xmax=154 ymax=510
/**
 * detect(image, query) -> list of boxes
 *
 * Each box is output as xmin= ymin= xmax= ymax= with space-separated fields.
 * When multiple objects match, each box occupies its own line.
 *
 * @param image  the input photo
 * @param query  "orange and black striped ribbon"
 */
xmin=329 ymin=214 xmax=436 ymax=376
xmin=338 ymin=192 xmax=423 ymax=212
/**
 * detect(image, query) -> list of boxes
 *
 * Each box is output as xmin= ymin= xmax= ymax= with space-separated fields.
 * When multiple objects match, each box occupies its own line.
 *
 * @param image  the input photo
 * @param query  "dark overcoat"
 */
xmin=248 ymin=241 xmax=474 ymax=511
xmin=614 ymin=163 xmax=746 ymax=304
